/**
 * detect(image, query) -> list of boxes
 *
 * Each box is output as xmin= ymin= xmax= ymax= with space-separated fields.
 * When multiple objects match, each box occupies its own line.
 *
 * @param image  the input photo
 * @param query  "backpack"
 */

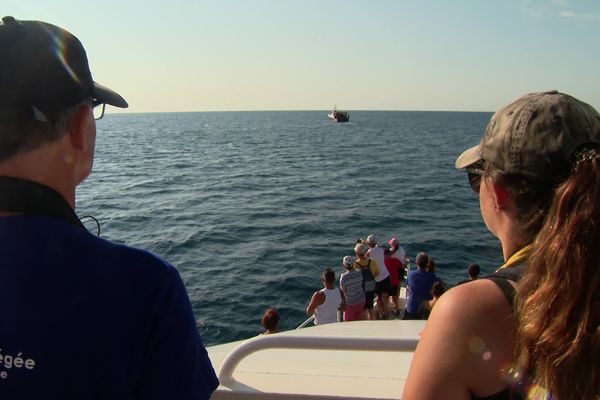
xmin=360 ymin=260 xmax=376 ymax=292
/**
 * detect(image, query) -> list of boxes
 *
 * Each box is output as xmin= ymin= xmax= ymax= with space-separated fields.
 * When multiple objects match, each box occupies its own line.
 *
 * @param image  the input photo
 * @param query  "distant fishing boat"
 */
xmin=328 ymin=106 xmax=349 ymax=123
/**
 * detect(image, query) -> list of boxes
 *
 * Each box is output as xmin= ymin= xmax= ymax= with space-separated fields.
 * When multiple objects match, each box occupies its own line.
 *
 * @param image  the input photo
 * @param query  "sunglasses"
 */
xmin=91 ymin=98 xmax=106 ymax=120
xmin=466 ymin=161 xmax=485 ymax=193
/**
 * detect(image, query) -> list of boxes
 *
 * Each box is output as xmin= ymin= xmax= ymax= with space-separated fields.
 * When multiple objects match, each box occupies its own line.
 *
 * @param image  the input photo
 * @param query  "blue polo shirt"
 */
xmin=0 ymin=215 xmax=218 ymax=399
xmin=407 ymin=268 xmax=439 ymax=314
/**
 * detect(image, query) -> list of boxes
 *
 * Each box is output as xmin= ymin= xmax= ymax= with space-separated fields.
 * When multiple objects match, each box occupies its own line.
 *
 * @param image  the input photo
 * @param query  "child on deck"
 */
xmin=261 ymin=308 xmax=280 ymax=334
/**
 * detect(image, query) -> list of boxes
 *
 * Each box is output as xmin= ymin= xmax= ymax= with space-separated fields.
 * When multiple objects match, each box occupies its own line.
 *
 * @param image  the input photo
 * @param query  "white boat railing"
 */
xmin=296 ymin=315 xmax=314 ymax=329
xmin=218 ymin=333 xmax=419 ymax=385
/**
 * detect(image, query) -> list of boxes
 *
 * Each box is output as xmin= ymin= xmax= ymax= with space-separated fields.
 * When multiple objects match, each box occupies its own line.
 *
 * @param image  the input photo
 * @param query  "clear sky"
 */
xmin=5 ymin=0 xmax=600 ymax=113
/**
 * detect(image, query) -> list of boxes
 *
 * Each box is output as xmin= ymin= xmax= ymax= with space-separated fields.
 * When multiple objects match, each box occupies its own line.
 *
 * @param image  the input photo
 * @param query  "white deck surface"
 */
xmin=207 ymin=320 xmax=425 ymax=400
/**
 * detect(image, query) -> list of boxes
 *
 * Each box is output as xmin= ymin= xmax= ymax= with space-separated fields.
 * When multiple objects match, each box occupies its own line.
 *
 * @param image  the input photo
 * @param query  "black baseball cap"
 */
xmin=0 ymin=16 xmax=127 ymax=123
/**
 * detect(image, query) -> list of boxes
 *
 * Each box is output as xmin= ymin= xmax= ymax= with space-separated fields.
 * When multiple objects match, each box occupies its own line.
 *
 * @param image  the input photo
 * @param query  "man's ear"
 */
xmin=68 ymin=104 xmax=92 ymax=151
xmin=491 ymin=180 xmax=511 ymax=210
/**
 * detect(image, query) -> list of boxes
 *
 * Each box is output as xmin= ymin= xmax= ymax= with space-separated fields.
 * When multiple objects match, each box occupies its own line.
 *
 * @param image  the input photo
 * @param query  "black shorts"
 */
xmin=375 ymin=276 xmax=391 ymax=295
xmin=402 ymin=310 xmax=420 ymax=320
xmin=388 ymin=284 xmax=399 ymax=297
xmin=364 ymin=291 xmax=375 ymax=310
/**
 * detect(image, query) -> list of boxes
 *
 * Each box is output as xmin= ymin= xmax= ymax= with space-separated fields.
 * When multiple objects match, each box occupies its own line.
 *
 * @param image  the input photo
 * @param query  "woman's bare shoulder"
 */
xmin=402 ymin=279 xmax=516 ymax=399
xmin=428 ymin=279 xmax=514 ymax=337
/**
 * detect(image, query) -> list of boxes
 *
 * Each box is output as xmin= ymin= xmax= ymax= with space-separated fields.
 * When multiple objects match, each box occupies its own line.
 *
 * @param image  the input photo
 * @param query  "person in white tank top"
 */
xmin=306 ymin=268 xmax=345 ymax=325
xmin=365 ymin=235 xmax=391 ymax=319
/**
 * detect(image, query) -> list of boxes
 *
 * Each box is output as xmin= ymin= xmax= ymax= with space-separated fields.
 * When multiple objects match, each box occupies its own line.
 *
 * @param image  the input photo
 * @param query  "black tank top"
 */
xmin=470 ymin=263 xmax=526 ymax=400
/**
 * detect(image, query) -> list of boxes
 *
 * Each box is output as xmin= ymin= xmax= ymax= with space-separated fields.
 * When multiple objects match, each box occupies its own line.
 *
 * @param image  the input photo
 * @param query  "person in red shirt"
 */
xmin=384 ymin=248 xmax=402 ymax=317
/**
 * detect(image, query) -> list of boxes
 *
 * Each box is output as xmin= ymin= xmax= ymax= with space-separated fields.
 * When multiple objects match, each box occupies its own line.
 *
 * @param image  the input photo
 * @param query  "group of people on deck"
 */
xmin=304 ymin=234 xmax=454 ymax=324
xmin=305 ymin=235 xmax=407 ymax=324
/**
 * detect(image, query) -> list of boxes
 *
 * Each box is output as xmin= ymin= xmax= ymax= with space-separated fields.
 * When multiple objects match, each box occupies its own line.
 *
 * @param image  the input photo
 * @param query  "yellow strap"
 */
xmin=496 ymin=244 xmax=532 ymax=272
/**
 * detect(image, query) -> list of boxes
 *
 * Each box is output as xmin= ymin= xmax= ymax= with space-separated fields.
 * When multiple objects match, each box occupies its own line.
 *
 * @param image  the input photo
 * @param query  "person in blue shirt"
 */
xmin=0 ymin=16 xmax=218 ymax=399
xmin=403 ymin=252 xmax=439 ymax=320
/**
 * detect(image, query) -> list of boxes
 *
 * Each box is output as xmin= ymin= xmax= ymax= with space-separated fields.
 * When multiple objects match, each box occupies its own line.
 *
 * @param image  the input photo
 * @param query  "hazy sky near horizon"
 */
xmin=6 ymin=0 xmax=600 ymax=113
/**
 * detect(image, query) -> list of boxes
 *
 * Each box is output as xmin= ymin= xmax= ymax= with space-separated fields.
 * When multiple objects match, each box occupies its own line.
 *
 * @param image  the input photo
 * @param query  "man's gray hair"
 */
xmin=0 ymin=99 xmax=89 ymax=162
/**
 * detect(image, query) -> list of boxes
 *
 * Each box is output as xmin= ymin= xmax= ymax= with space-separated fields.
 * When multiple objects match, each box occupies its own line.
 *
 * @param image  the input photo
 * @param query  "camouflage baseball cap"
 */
xmin=456 ymin=91 xmax=600 ymax=182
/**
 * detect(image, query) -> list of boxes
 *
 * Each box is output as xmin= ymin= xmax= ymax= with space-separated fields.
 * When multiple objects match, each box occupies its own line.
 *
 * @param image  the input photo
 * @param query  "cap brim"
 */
xmin=455 ymin=145 xmax=481 ymax=169
xmin=93 ymin=82 xmax=128 ymax=108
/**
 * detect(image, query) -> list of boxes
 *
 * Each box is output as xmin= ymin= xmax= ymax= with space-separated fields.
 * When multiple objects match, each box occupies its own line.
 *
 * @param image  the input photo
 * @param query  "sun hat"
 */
xmin=366 ymin=235 xmax=377 ymax=245
xmin=354 ymin=243 xmax=368 ymax=255
xmin=0 ymin=16 xmax=128 ymax=123
xmin=456 ymin=91 xmax=600 ymax=182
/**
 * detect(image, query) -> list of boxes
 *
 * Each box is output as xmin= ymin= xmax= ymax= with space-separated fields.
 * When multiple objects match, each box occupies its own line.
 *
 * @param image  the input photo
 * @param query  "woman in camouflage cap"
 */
xmin=404 ymin=91 xmax=600 ymax=400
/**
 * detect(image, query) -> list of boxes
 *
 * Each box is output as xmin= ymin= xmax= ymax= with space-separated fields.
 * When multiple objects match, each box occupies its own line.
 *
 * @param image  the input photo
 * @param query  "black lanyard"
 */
xmin=0 ymin=176 xmax=85 ymax=229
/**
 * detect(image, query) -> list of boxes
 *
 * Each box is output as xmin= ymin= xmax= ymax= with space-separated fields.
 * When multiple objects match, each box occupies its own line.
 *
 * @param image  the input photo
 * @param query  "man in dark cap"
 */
xmin=0 ymin=17 xmax=218 ymax=399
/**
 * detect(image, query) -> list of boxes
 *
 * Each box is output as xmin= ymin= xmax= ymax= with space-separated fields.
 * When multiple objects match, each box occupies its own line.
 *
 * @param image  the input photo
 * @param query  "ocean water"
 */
xmin=76 ymin=111 xmax=504 ymax=346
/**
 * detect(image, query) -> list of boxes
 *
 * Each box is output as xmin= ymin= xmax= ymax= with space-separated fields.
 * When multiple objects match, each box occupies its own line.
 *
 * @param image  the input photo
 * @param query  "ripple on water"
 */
xmin=78 ymin=111 xmax=501 ymax=345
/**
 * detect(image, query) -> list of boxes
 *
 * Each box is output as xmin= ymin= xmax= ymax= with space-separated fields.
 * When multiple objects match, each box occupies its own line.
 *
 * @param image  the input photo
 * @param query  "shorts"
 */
xmin=344 ymin=301 xmax=365 ymax=321
xmin=375 ymin=276 xmax=391 ymax=296
xmin=402 ymin=310 xmax=420 ymax=320
xmin=364 ymin=291 xmax=375 ymax=310
xmin=389 ymin=284 xmax=399 ymax=297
